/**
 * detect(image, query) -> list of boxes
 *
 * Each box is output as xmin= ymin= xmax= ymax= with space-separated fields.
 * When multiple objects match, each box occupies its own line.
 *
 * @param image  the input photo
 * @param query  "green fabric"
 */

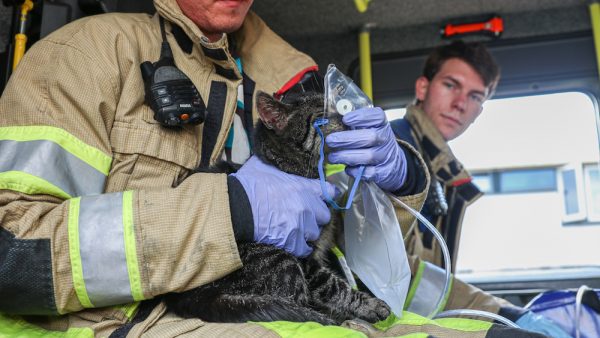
xmin=0 ymin=126 xmax=112 ymax=175
xmin=67 ymin=197 xmax=94 ymax=308
xmin=433 ymin=317 xmax=492 ymax=332
xmin=0 ymin=314 xmax=94 ymax=338
xmin=437 ymin=274 xmax=453 ymax=313
xmin=325 ymin=163 xmax=346 ymax=177
xmin=374 ymin=311 xmax=492 ymax=332
xmin=374 ymin=312 xmax=429 ymax=331
xmin=122 ymin=190 xmax=144 ymax=301
xmin=404 ymin=262 xmax=425 ymax=310
xmin=114 ymin=302 xmax=140 ymax=320
xmin=254 ymin=321 xmax=367 ymax=338
xmin=0 ymin=171 xmax=72 ymax=199
xmin=331 ymin=246 xmax=344 ymax=258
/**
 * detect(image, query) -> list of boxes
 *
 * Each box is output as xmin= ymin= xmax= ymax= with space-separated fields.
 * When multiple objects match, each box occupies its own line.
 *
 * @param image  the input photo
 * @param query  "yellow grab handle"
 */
xmin=12 ymin=0 xmax=35 ymax=70
xmin=12 ymin=34 xmax=27 ymax=70
xmin=358 ymin=24 xmax=374 ymax=101
xmin=589 ymin=2 xmax=600 ymax=80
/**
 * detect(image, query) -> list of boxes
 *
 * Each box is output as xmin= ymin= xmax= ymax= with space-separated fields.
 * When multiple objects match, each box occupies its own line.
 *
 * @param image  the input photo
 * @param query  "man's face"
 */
xmin=415 ymin=58 xmax=489 ymax=141
xmin=176 ymin=0 xmax=254 ymax=42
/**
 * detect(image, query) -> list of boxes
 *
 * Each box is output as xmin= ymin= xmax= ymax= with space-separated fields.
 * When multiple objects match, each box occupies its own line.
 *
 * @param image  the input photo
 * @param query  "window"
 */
xmin=472 ymin=169 xmax=557 ymax=194
xmin=385 ymin=108 xmax=406 ymax=121
xmin=472 ymin=174 xmax=493 ymax=193
xmin=584 ymin=164 xmax=600 ymax=222
xmin=499 ymin=168 xmax=556 ymax=193
xmin=559 ymin=165 xmax=586 ymax=223
xmin=444 ymin=92 xmax=600 ymax=281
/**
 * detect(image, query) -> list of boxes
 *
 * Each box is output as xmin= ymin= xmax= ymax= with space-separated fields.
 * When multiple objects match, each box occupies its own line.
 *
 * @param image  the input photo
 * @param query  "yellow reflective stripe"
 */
xmin=331 ymin=246 xmax=344 ymax=258
xmin=123 ymin=191 xmax=143 ymax=301
xmin=0 ymin=171 xmax=71 ymax=199
xmin=375 ymin=311 xmax=430 ymax=330
xmin=434 ymin=317 xmax=492 ymax=332
xmin=404 ymin=262 xmax=425 ymax=309
xmin=67 ymin=197 xmax=94 ymax=308
xmin=0 ymin=126 xmax=111 ymax=175
xmin=325 ymin=163 xmax=345 ymax=177
xmin=436 ymin=277 xmax=453 ymax=314
xmin=255 ymin=321 xmax=366 ymax=338
xmin=374 ymin=311 xmax=492 ymax=332
xmin=114 ymin=302 xmax=140 ymax=320
xmin=0 ymin=314 xmax=94 ymax=338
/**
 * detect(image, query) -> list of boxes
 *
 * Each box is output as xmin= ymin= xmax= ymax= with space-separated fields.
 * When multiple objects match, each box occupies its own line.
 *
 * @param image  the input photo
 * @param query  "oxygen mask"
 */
xmin=315 ymin=64 xmax=411 ymax=317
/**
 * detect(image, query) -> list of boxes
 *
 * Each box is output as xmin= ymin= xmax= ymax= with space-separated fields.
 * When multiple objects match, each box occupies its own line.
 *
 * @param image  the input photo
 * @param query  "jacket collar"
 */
xmin=405 ymin=105 xmax=472 ymax=186
xmin=154 ymin=0 xmax=226 ymax=46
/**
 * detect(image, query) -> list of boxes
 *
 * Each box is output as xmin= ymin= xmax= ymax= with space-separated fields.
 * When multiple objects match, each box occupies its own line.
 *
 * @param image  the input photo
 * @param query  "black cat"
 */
xmin=164 ymin=91 xmax=391 ymax=325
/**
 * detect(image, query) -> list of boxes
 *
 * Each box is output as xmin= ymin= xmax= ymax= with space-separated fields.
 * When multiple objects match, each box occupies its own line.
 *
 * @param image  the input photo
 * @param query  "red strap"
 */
xmin=274 ymin=65 xmax=319 ymax=98
xmin=451 ymin=177 xmax=472 ymax=187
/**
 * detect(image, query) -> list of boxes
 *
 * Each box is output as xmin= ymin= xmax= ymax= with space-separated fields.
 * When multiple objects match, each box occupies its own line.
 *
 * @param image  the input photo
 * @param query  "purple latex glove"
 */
xmin=231 ymin=156 xmax=337 ymax=257
xmin=326 ymin=107 xmax=407 ymax=192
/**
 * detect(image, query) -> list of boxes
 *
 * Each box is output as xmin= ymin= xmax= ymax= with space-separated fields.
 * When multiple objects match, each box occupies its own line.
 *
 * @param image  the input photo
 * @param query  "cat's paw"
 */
xmin=354 ymin=294 xmax=391 ymax=323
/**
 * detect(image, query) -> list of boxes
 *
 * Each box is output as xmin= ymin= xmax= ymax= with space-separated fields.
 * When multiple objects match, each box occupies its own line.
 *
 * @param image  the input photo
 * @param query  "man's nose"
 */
xmin=451 ymin=91 xmax=467 ymax=112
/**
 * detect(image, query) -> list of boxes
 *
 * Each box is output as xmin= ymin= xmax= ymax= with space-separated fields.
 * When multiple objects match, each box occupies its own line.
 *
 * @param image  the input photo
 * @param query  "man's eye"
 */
xmin=470 ymin=94 xmax=484 ymax=104
xmin=444 ymin=82 xmax=455 ymax=89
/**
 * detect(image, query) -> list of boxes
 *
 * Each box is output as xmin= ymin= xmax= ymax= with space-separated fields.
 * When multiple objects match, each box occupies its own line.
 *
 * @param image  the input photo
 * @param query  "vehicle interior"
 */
xmin=1 ymin=0 xmax=599 ymax=314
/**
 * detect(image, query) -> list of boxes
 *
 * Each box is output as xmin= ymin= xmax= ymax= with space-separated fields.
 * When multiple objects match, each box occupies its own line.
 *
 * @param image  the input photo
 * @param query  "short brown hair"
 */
xmin=423 ymin=40 xmax=500 ymax=97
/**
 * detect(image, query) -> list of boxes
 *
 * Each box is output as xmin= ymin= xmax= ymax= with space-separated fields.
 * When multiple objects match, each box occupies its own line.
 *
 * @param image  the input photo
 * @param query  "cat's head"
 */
xmin=253 ymin=91 xmax=345 ymax=178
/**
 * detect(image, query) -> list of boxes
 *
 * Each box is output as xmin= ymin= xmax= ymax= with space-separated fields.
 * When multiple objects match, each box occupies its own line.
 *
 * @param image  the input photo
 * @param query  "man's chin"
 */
xmin=440 ymin=127 xmax=459 ymax=141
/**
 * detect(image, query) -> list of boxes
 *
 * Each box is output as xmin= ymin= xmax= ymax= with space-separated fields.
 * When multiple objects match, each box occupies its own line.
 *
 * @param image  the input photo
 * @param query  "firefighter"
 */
xmin=390 ymin=40 xmax=572 ymax=338
xmin=0 ymin=0 xmax=424 ymax=336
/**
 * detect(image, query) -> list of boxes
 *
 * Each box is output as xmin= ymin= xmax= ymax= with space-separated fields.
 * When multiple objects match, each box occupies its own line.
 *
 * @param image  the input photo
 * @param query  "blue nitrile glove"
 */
xmin=326 ymin=107 xmax=407 ymax=192
xmin=231 ymin=156 xmax=337 ymax=257
xmin=516 ymin=311 xmax=573 ymax=338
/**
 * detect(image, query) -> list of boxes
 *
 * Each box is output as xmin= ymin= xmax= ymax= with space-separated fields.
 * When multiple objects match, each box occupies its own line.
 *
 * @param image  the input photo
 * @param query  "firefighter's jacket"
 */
xmin=391 ymin=105 xmax=515 ymax=318
xmin=0 ymin=0 xmax=428 ymax=336
xmin=391 ymin=105 xmax=483 ymax=270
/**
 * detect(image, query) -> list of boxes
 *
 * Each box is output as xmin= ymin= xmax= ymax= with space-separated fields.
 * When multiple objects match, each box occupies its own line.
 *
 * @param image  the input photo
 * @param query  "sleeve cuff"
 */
xmin=392 ymin=144 xmax=427 ymax=196
xmin=227 ymin=175 xmax=254 ymax=243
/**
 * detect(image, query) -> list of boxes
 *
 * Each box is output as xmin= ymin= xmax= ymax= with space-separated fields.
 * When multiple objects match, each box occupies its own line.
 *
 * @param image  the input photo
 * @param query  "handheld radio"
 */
xmin=140 ymin=17 xmax=206 ymax=127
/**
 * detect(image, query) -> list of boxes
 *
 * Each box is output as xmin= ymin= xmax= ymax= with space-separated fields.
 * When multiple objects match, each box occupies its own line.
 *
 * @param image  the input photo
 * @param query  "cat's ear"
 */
xmin=256 ymin=91 xmax=290 ymax=131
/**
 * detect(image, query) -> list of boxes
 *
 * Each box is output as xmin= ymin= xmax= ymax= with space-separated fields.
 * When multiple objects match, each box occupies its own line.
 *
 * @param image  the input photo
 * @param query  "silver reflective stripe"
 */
xmin=0 ymin=140 xmax=105 ymax=197
xmin=79 ymin=192 xmax=133 ymax=306
xmin=407 ymin=262 xmax=447 ymax=316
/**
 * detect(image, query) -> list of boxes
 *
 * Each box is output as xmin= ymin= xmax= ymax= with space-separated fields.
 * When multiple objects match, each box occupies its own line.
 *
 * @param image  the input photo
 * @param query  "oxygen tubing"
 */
xmin=385 ymin=193 xmax=451 ymax=318
xmin=386 ymin=192 xmax=519 ymax=327
xmin=575 ymin=285 xmax=592 ymax=338
xmin=434 ymin=309 xmax=519 ymax=328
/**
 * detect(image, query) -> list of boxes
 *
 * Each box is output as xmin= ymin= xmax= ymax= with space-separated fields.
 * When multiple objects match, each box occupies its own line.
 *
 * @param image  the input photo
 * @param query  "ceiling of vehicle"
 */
xmin=251 ymin=0 xmax=592 ymax=73
xmin=252 ymin=0 xmax=587 ymax=39
xmin=0 ymin=0 xmax=593 ymax=75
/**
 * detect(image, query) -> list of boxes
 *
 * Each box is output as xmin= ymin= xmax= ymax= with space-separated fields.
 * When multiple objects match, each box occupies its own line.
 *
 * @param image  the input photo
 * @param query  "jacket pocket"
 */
xmin=107 ymin=120 xmax=200 ymax=191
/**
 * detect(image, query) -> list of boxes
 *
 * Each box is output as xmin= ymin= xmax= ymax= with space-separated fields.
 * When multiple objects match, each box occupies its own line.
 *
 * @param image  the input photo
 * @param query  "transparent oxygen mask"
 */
xmin=318 ymin=64 xmax=411 ymax=317
xmin=324 ymin=64 xmax=373 ymax=116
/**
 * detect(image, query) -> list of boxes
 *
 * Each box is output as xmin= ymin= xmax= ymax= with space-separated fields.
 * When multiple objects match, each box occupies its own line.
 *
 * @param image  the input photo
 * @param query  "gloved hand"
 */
xmin=516 ymin=311 xmax=573 ymax=338
xmin=326 ymin=107 xmax=407 ymax=192
xmin=231 ymin=156 xmax=337 ymax=257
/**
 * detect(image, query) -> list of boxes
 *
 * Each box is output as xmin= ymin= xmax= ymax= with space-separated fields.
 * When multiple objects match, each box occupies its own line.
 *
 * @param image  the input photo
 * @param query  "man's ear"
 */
xmin=256 ymin=91 xmax=289 ymax=131
xmin=415 ymin=76 xmax=430 ymax=102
